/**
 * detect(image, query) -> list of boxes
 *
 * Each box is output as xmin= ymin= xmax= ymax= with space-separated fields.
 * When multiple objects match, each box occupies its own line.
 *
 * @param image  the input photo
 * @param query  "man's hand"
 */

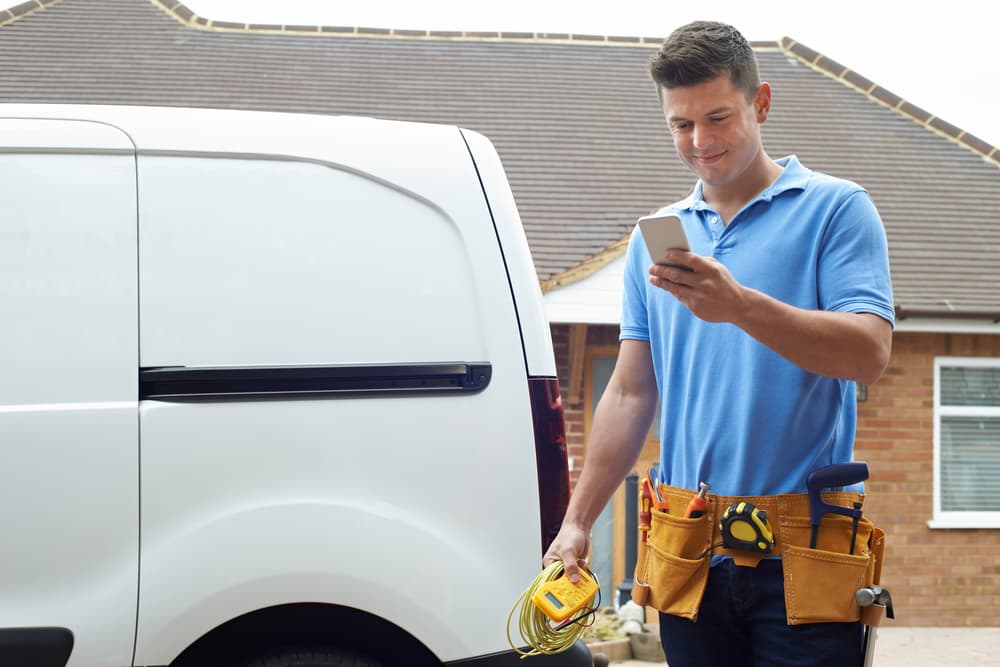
xmin=542 ymin=522 xmax=591 ymax=583
xmin=648 ymin=250 xmax=748 ymax=323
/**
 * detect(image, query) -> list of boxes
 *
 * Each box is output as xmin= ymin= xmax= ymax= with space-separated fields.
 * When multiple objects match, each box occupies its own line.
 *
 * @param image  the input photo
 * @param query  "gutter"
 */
xmin=894 ymin=306 xmax=1000 ymax=324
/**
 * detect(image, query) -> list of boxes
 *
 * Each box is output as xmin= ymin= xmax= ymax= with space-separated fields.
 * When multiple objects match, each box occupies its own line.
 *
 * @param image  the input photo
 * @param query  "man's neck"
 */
xmin=703 ymin=154 xmax=784 ymax=224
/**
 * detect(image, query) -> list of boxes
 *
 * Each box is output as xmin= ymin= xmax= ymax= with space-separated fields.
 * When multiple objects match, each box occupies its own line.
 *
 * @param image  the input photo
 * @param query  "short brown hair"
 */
xmin=649 ymin=21 xmax=760 ymax=100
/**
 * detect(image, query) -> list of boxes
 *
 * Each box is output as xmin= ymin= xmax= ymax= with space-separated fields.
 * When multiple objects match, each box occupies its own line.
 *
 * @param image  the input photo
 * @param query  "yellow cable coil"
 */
xmin=506 ymin=561 xmax=600 ymax=659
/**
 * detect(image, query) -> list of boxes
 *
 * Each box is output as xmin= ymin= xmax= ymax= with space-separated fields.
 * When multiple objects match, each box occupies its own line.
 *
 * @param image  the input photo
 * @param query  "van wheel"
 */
xmin=244 ymin=647 xmax=384 ymax=667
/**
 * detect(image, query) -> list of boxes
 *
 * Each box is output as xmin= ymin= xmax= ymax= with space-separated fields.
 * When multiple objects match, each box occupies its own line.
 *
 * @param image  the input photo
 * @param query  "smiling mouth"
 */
xmin=694 ymin=152 xmax=725 ymax=164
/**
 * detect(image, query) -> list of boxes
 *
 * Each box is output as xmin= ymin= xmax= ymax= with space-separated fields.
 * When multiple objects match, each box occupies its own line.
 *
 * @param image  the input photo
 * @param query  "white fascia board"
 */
xmin=543 ymin=255 xmax=625 ymax=325
xmin=894 ymin=319 xmax=1000 ymax=334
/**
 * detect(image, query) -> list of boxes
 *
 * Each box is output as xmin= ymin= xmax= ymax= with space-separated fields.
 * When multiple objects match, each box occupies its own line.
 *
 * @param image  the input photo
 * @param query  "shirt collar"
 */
xmin=681 ymin=155 xmax=811 ymax=211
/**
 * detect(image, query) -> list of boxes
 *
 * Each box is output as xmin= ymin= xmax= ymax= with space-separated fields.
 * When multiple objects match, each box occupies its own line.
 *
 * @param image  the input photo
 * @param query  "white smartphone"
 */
xmin=638 ymin=214 xmax=690 ymax=267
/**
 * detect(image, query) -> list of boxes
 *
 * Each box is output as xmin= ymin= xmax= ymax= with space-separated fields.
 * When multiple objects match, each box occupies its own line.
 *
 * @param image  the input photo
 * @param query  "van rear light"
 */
xmin=528 ymin=377 xmax=570 ymax=553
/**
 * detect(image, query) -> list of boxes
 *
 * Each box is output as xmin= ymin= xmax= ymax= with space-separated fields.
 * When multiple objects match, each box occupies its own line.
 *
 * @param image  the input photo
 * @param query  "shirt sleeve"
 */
xmin=817 ymin=190 xmax=895 ymax=326
xmin=620 ymin=225 xmax=651 ymax=341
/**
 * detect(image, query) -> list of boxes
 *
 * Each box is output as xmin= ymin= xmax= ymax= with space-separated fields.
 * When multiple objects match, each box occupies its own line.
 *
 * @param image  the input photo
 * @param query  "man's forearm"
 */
xmin=562 ymin=387 xmax=657 ymax=530
xmin=734 ymin=287 xmax=892 ymax=384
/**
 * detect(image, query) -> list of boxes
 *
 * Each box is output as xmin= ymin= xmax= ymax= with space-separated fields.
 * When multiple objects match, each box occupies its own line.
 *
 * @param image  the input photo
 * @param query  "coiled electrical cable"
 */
xmin=506 ymin=561 xmax=601 ymax=658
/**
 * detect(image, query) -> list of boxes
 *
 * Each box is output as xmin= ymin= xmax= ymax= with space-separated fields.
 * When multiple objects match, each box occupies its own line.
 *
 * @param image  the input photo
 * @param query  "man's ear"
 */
xmin=754 ymin=82 xmax=772 ymax=122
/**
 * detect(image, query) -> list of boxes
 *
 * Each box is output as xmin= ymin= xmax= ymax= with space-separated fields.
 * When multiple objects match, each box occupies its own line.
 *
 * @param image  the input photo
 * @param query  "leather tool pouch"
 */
xmin=633 ymin=485 xmax=887 ymax=626
xmin=632 ymin=509 xmax=713 ymax=620
xmin=780 ymin=514 xmax=878 ymax=625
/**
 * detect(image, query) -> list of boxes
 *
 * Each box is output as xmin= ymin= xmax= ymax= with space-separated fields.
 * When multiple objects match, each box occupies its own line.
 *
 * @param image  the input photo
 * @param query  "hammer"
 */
xmin=806 ymin=462 xmax=869 ymax=550
xmin=856 ymin=586 xmax=894 ymax=667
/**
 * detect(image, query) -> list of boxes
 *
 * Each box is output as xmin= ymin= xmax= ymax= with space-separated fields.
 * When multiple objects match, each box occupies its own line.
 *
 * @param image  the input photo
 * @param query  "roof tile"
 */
xmin=842 ymin=70 xmax=875 ymax=92
xmin=898 ymin=101 xmax=933 ymax=123
xmin=929 ymin=116 xmax=962 ymax=138
xmin=870 ymin=86 xmax=903 ymax=108
xmin=171 ymin=3 xmax=192 ymax=21
xmin=9 ymin=1 xmax=41 ymax=18
xmin=814 ymin=55 xmax=847 ymax=76
xmin=246 ymin=22 xmax=284 ymax=31
xmin=210 ymin=20 xmax=244 ymax=30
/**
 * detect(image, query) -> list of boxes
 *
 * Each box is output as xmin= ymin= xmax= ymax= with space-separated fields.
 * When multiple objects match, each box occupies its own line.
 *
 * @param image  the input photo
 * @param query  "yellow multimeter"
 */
xmin=531 ymin=570 xmax=599 ymax=623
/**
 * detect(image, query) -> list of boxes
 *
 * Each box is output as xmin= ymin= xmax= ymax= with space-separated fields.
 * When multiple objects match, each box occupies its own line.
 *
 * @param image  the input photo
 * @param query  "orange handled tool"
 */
xmin=684 ymin=482 xmax=711 ymax=518
xmin=646 ymin=464 xmax=669 ymax=513
xmin=640 ymin=476 xmax=653 ymax=543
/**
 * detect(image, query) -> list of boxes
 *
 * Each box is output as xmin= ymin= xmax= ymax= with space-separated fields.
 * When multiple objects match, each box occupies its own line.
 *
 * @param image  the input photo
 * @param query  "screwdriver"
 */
xmin=639 ymin=476 xmax=653 ymax=542
xmin=684 ymin=482 xmax=711 ymax=518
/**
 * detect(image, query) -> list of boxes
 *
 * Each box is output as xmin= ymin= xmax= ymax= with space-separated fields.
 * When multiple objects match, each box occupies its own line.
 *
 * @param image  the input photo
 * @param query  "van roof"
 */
xmin=0 ymin=103 xmax=463 ymax=156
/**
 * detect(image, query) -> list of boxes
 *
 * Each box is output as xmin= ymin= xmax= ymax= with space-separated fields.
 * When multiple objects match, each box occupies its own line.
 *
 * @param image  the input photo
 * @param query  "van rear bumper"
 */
xmin=446 ymin=640 xmax=593 ymax=666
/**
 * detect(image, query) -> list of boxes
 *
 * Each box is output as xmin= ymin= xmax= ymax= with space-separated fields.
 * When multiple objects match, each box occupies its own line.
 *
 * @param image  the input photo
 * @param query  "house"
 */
xmin=2 ymin=0 xmax=998 ymax=626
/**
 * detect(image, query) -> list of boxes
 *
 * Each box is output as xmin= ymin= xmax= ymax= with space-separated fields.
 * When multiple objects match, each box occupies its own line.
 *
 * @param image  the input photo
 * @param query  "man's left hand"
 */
xmin=648 ymin=250 xmax=748 ymax=323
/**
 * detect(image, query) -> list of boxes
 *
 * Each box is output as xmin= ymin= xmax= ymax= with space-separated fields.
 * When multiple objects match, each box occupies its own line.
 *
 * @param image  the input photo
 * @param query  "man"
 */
xmin=543 ymin=21 xmax=894 ymax=667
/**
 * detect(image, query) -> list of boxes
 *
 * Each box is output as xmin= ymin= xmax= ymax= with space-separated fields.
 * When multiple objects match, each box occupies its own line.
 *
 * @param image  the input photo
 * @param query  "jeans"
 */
xmin=658 ymin=559 xmax=863 ymax=667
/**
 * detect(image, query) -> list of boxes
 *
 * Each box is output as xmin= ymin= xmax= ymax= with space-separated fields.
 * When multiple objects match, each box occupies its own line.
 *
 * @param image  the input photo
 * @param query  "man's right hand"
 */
xmin=542 ymin=522 xmax=591 ymax=583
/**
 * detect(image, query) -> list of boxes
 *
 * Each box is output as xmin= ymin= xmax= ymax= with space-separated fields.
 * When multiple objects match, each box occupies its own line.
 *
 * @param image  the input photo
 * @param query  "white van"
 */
xmin=0 ymin=105 xmax=591 ymax=667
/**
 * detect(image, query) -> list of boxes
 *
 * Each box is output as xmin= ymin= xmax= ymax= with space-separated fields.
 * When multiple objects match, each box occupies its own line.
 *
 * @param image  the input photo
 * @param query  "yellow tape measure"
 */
xmin=720 ymin=501 xmax=775 ymax=553
xmin=531 ymin=569 xmax=599 ymax=622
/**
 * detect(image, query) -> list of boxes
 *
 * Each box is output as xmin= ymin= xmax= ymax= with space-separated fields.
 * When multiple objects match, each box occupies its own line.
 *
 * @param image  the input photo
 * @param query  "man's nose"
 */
xmin=692 ymin=123 xmax=713 ymax=149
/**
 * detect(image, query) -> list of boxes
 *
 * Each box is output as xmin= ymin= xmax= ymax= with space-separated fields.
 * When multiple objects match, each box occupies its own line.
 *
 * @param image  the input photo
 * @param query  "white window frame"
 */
xmin=929 ymin=356 xmax=1000 ymax=529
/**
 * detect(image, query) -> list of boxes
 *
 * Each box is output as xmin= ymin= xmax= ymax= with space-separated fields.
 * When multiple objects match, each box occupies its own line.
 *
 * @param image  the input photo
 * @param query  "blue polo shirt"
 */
xmin=621 ymin=156 xmax=894 ymax=496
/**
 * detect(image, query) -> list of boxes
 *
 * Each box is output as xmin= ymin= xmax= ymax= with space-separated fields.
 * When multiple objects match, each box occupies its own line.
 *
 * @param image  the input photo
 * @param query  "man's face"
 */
xmin=660 ymin=75 xmax=770 ymax=190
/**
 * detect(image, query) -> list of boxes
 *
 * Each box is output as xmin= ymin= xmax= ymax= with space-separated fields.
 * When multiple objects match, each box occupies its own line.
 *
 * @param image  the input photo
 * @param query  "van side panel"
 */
xmin=137 ymin=156 xmax=486 ymax=367
xmin=135 ymin=127 xmax=544 ymax=663
xmin=0 ymin=120 xmax=138 ymax=667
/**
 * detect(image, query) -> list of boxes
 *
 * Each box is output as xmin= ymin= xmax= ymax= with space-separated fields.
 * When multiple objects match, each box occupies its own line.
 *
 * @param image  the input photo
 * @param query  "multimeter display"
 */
xmin=531 ymin=571 xmax=598 ymax=622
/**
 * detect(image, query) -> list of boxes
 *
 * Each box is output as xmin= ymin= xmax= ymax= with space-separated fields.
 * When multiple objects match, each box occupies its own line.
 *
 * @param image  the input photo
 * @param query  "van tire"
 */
xmin=244 ymin=647 xmax=384 ymax=667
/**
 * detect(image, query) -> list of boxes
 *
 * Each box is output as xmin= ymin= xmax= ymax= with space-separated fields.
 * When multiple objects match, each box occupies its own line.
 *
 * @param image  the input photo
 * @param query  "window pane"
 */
xmin=940 ymin=416 xmax=1000 ymax=511
xmin=940 ymin=367 xmax=1000 ymax=407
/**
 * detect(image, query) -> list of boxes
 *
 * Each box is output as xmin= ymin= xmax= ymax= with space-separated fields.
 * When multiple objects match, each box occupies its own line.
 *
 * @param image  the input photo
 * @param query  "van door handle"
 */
xmin=139 ymin=362 xmax=492 ymax=400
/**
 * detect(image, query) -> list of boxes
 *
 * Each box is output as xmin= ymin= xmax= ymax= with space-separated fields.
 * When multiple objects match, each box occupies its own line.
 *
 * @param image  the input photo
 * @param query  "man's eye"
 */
xmin=710 ymin=116 xmax=728 ymax=123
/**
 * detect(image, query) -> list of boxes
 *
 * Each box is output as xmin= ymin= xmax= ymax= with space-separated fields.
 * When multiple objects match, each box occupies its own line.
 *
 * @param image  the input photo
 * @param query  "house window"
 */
xmin=930 ymin=358 xmax=1000 ymax=529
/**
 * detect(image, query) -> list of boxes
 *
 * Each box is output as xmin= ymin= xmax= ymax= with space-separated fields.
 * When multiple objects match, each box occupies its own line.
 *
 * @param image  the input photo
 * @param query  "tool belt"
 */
xmin=632 ymin=484 xmax=887 ymax=626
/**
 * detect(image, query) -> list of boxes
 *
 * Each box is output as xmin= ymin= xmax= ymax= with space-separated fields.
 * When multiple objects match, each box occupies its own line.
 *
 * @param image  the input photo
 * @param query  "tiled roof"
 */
xmin=2 ymin=0 xmax=998 ymax=317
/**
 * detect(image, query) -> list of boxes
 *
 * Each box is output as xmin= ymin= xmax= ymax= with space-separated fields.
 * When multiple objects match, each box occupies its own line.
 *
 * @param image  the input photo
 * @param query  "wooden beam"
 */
xmin=567 ymin=323 xmax=588 ymax=407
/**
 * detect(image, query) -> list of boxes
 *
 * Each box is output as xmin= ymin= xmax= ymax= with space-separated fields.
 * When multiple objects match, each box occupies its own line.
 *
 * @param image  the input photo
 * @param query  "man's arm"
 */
xmin=542 ymin=339 xmax=659 ymax=582
xmin=649 ymin=251 xmax=892 ymax=384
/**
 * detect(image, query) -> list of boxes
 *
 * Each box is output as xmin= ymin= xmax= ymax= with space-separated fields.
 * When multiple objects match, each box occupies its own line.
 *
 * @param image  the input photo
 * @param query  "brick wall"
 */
xmin=551 ymin=323 xmax=1000 ymax=627
xmin=550 ymin=324 xmax=579 ymax=484
xmin=551 ymin=323 xmax=620 ymax=488
xmin=858 ymin=331 xmax=1000 ymax=626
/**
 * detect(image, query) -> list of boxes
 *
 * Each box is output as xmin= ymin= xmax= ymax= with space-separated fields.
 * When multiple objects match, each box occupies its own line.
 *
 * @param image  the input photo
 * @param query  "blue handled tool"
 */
xmin=806 ymin=462 xmax=869 ymax=550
